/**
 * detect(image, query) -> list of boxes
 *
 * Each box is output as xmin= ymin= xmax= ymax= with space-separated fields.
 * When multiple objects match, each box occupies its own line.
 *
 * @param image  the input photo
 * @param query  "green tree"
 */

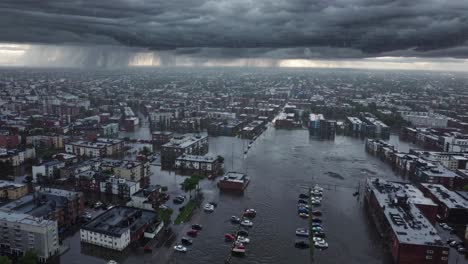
xmin=181 ymin=176 xmax=200 ymax=198
xmin=0 ymin=256 xmax=12 ymax=264
xmin=18 ymin=251 xmax=38 ymax=264
xmin=216 ymin=155 xmax=225 ymax=164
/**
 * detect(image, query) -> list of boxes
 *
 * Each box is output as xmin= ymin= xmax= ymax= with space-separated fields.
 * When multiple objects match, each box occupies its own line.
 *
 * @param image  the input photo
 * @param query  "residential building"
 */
xmin=0 ymin=188 xmax=84 ymax=228
xmin=365 ymin=178 xmax=449 ymax=264
xmin=32 ymin=160 xmax=65 ymax=183
xmin=80 ymin=206 xmax=157 ymax=251
xmin=0 ymin=211 xmax=59 ymax=262
xmin=399 ymin=111 xmax=448 ymax=128
xmin=98 ymin=159 xmax=151 ymax=188
xmin=419 ymin=183 xmax=468 ymax=225
xmin=175 ymin=154 xmax=222 ymax=176
xmin=100 ymin=177 xmax=140 ymax=200
xmin=0 ymin=181 xmax=28 ymax=200
xmin=161 ymin=133 xmax=209 ymax=169
xmin=64 ymin=138 xmax=124 ymax=157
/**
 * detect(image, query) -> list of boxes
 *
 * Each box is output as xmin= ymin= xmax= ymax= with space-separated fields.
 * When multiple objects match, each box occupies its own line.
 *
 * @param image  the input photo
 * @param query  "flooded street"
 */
xmin=59 ymin=125 xmax=416 ymax=264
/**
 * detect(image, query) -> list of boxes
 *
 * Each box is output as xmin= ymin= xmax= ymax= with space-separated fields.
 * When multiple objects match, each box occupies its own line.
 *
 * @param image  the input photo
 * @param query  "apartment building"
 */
xmin=0 ymin=211 xmax=59 ymax=262
xmin=0 ymin=181 xmax=28 ymax=200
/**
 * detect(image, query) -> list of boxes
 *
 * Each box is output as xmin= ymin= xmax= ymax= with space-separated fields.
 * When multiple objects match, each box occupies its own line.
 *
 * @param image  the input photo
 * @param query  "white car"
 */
xmin=174 ymin=245 xmax=187 ymax=252
xmin=313 ymin=237 xmax=325 ymax=243
xmin=204 ymin=204 xmax=215 ymax=212
xmin=240 ymin=219 xmax=253 ymax=227
xmin=440 ymin=223 xmax=453 ymax=231
xmin=237 ymin=236 xmax=250 ymax=244
xmin=314 ymin=240 xmax=328 ymax=249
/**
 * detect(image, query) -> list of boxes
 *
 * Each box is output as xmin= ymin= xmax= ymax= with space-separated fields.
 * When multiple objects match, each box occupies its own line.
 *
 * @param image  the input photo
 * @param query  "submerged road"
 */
xmin=60 ymin=127 xmax=467 ymax=264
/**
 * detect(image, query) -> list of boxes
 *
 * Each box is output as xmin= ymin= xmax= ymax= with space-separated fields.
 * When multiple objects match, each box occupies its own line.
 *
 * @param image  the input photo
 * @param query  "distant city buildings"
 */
xmin=399 ymin=111 xmax=448 ymax=128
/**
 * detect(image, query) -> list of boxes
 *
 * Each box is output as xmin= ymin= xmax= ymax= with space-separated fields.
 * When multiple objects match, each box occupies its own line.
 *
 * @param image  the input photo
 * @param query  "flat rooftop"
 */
xmin=0 ymin=211 xmax=55 ymax=227
xmin=176 ymin=153 xmax=217 ymax=163
xmin=82 ymin=206 xmax=156 ymax=237
xmin=162 ymin=133 xmax=208 ymax=149
xmin=421 ymin=183 xmax=468 ymax=210
xmin=367 ymin=178 xmax=443 ymax=246
xmin=99 ymin=158 xmax=144 ymax=169
xmin=0 ymin=188 xmax=81 ymax=218
xmin=421 ymin=165 xmax=458 ymax=178
xmin=0 ymin=180 xmax=26 ymax=189
xmin=309 ymin=113 xmax=324 ymax=122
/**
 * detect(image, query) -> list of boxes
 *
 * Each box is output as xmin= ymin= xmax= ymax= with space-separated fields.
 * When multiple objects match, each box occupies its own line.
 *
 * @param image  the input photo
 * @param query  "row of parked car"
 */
xmin=174 ymin=224 xmax=204 ymax=252
xmin=295 ymin=185 xmax=328 ymax=250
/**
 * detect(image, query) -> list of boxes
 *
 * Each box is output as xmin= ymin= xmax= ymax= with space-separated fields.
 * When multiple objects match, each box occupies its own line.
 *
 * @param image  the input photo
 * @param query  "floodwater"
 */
xmin=60 ymin=127 xmax=424 ymax=264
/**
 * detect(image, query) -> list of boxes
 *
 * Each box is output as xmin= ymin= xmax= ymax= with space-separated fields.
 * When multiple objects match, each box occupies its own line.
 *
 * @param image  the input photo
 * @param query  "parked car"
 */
xmin=181 ymin=237 xmax=193 ymax=245
xmin=440 ymin=223 xmax=453 ymax=231
xmin=204 ymin=204 xmax=215 ymax=212
xmin=191 ymin=224 xmax=203 ymax=230
xmin=94 ymin=201 xmax=103 ymax=209
xmin=225 ymin=233 xmax=236 ymax=242
xmin=174 ymin=245 xmax=187 ymax=252
xmin=295 ymin=240 xmax=310 ymax=249
xmin=159 ymin=204 xmax=169 ymax=210
xmin=187 ymin=230 xmax=198 ymax=237
xmin=237 ymin=230 xmax=249 ymax=237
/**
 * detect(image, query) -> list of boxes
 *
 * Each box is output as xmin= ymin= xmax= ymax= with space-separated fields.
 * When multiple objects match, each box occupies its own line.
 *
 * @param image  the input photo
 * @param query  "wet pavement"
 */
xmin=59 ymin=127 xmax=467 ymax=264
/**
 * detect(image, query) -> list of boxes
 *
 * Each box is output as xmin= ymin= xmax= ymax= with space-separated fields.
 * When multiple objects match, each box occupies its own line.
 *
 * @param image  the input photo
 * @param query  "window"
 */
xmin=425 ymin=256 xmax=432 ymax=260
xmin=426 ymin=250 xmax=433 ymax=254
xmin=441 ymin=257 xmax=448 ymax=261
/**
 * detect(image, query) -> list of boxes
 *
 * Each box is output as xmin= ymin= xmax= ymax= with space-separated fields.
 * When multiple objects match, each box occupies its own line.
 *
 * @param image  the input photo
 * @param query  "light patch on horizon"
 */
xmin=0 ymin=44 xmax=30 ymax=65
xmin=129 ymin=52 xmax=161 ymax=66
xmin=278 ymin=58 xmax=468 ymax=72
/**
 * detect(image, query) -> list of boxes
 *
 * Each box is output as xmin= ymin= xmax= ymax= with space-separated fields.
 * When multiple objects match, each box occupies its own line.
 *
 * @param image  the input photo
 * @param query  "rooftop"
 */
xmin=0 ymin=180 xmax=26 ymax=189
xmin=0 ymin=211 xmax=56 ymax=227
xmin=367 ymin=178 xmax=444 ymax=246
xmin=82 ymin=206 xmax=156 ymax=237
xmin=176 ymin=153 xmax=217 ymax=163
xmin=222 ymin=172 xmax=247 ymax=183
xmin=162 ymin=133 xmax=208 ymax=149
xmin=420 ymin=183 xmax=468 ymax=210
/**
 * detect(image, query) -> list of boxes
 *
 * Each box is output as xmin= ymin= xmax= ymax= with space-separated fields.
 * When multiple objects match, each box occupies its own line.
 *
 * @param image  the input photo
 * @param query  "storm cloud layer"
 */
xmin=1 ymin=0 xmax=468 ymax=64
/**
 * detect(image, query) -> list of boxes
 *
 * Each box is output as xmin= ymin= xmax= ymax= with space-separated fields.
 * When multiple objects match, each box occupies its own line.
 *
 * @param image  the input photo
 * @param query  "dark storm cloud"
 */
xmin=1 ymin=0 xmax=468 ymax=59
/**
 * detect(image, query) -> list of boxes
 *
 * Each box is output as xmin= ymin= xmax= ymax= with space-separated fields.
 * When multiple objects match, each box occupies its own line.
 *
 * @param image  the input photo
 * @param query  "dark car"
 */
xmin=295 ymin=240 xmax=310 ymax=249
xmin=208 ymin=202 xmax=218 ymax=207
xmin=314 ymin=231 xmax=326 ymax=238
xmin=299 ymin=193 xmax=310 ymax=199
xmin=311 ymin=210 xmax=322 ymax=216
xmin=191 ymin=224 xmax=203 ymax=230
xmin=312 ymin=218 xmax=322 ymax=223
xmin=186 ymin=230 xmax=198 ymax=237
xmin=173 ymin=197 xmax=184 ymax=204
xmin=181 ymin=237 xmax=193 ymax=245
xmin=298 ymin=199 xmax=308 ymax=204
xmin=237 ymin=230 xmax=249 ymax=237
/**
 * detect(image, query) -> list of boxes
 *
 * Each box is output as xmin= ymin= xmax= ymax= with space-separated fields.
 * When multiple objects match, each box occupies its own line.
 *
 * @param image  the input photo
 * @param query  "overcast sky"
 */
xmin=1 ymin=0 xmax=468 ymax=69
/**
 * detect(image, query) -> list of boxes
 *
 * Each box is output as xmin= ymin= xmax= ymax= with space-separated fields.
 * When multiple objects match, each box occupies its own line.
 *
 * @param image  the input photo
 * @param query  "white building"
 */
xmin=32 ymin=160 xmax=65 ymax=182
xmin=399 ymin=111 xmax=448 ymax=128
xmin=80 ymin=206 xmax=157 ymax=251
xmin=80 ymin=227 xmax=130 ymax=251
xmin=0 ymin=211 xmax=59 ymax=262
xmin=99 ymin=177 xmax=140 ymax=199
